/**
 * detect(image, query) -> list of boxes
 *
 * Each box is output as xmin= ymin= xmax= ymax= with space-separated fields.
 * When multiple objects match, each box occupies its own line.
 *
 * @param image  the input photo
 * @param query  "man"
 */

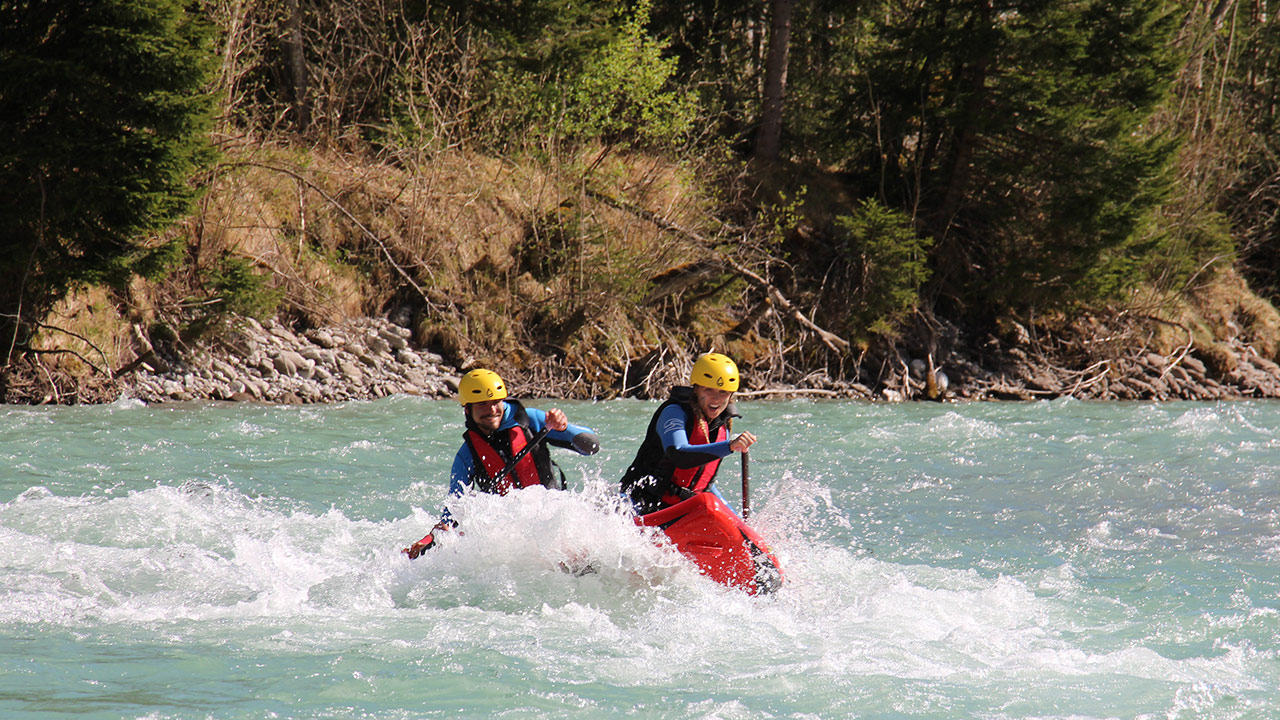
xmin=618 ymin=352 xmax=756 ymax=515
xmin=403 ymin=368 xmax=600 ymax=558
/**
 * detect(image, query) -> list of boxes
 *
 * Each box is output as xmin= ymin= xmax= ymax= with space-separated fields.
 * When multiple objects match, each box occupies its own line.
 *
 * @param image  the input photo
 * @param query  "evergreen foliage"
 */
xmin=4 ymin=0 xmax=1280 ymax=382
xmin=0 ymin=0 xmax=216 ymax=361
xmin=205 ymin=255 xmax=282 ymax=320
xmin=410 ymin=0 xmax=622 ymax=147
xmin=834 ymin=198 xmax=932 ymax=342
xmin=827 ymin=0 xmax=1184 ymax=313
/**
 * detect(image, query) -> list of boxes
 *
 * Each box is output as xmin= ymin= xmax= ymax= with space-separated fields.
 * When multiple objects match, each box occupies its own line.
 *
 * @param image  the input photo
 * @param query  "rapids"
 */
xmin=2 ymin=397 xmax=1277 ymax=718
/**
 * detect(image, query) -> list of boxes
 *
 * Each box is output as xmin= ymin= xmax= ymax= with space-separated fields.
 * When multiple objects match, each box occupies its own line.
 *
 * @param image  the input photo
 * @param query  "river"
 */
xmin=2 ymin=397 xmax=1277 ymax=719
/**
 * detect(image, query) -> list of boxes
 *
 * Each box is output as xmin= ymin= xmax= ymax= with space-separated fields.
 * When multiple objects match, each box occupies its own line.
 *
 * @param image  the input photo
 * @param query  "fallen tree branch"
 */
xmin=721 ymin=253 xmax=850 ymax=352
xmin=21 ymin=345 xmax=111 ymax=378
xmin=736 ymin=387 xmax=843 ymax=397
xmin=586 ymin=188 xmax=849 ymax=353
xmin=1132 ymin=314 xmax=1197 ymax=381
xmin=36 ymin=357 xmax=60 ymax=404
xmin=1067 ymin=360 xmax=1112 ymax=396
xmin=223 ymin=160 xmax=439 ymax=312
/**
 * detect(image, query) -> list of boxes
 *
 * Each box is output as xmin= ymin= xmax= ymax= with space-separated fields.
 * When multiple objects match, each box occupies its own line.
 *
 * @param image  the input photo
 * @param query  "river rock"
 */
xmin=122 ymin=315 xmax=460 ymax=405
xmin=1181 ymin=355 xmax=1208 ymax=377
xmin=364 ymin=333 xmax=392 ymax=355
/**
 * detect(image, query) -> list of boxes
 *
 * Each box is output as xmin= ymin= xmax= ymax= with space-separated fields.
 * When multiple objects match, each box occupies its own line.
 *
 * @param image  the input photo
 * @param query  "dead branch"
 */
xmin=35 ymin=357 xmax=59 ymax=404
xmin=223 ymin=160 xmax=439 ymax=312
xmin=585 ymin=188 xmax=849 ymax=353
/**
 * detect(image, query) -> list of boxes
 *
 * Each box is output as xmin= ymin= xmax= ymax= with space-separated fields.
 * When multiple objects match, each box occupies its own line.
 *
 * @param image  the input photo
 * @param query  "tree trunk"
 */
xmin=935 ymin=0 xmax=993 ymax=235
xmin=285 ymin=0 xmax=309 ymax=131
xmin=753 ymin=0 xmax=794 ymax=160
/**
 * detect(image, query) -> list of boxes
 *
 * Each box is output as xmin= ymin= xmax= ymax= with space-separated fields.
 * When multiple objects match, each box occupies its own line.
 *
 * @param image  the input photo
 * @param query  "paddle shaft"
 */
xmin=741 ymin=450 xmax=750 ymax=519
xmin=487 ymin=424 xmax=552 ymax=487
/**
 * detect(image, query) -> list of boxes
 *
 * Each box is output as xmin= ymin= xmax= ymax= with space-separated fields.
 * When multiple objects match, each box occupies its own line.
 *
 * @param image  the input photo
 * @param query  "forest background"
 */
xmin=3 ymin=0 xmax=1280 ymax=403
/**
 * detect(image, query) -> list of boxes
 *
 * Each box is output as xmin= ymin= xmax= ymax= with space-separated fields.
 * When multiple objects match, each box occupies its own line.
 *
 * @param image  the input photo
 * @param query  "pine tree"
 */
xmin=0 ymin=0 xmax=217 ymax=363
xmin=829 ymin=0 xmax=1185 ymax=311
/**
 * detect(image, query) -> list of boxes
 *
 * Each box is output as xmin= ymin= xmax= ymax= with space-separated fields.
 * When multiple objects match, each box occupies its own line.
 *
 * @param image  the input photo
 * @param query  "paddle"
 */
xmin=403 ymin=424 xmax=552 ymax=559
xmin=487 ymin=425 xmax=551 ymax=489
xmin=741 ymin=450 xmax=751 ymax=519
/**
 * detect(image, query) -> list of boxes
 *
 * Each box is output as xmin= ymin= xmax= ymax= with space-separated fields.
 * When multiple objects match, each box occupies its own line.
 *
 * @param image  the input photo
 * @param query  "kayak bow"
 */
xmin=636 ymin=493 xmax=783 ymax=595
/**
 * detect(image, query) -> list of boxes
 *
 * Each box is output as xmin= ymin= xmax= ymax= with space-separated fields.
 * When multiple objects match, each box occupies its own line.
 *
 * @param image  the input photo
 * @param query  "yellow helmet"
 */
xmin=690 ymin=353 xmax=740 ymax=392
xmin=458 ymin=369 xmax=507 ymax=404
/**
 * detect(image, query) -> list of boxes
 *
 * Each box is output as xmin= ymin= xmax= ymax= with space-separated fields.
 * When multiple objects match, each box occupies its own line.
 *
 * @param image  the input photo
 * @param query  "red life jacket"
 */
xmin=465 ymin=426 xmax=542 ymax=495
xmin=659 ymin=416 xmax=726 ymax=506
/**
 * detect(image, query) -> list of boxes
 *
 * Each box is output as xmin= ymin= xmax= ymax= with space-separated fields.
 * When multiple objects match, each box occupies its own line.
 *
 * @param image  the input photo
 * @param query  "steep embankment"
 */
xmin=13 ymin=141 xmax=1280 ymax=404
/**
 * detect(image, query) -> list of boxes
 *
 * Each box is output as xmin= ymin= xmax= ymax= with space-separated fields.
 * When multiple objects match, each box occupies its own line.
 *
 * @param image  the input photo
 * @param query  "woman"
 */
xmin=618 ymin=353 xmax=757 ymax=515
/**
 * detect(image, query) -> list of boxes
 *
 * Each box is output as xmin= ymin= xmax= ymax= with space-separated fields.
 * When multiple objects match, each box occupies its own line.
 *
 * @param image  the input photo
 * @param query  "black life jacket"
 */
xmin=619 ymin=386 xmax=737 ymax=513
xmin=464 ymin=399 xmax=565 ymax=494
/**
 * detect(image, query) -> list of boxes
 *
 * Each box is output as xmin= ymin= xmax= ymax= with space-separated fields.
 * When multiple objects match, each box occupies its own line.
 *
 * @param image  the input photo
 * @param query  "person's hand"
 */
xmin=402 ymin=534 xmax=436 ymax=559
xmin=402 ymin=521 xmax=455 ymax=559
xmin=546 ymin=408 xmax=568 ymax=432
xmin=729 ymin=431 xmax=757 ymax=453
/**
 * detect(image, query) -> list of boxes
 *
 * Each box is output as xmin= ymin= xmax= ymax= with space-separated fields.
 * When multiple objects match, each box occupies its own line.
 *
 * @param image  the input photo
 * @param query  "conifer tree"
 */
xmin=0 ymin=0 xmax=216 ymax=363
xmin=823 ymin=0 xmax=1185 ymax=310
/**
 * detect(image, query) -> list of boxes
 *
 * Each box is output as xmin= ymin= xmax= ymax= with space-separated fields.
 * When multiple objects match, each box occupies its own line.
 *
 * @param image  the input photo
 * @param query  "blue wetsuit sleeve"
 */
xmin=657 ymin=404 xmax=734 ymax=468
xmin=448 ymin=446 xmax=473 ymax=496
xmin=525 ymin=407 xmax=600 ymax=455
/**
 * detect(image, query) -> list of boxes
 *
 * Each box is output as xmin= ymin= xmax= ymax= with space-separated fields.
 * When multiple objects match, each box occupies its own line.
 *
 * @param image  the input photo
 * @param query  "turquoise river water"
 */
xmin=1 ymin=396 xmax=1278 ymax=719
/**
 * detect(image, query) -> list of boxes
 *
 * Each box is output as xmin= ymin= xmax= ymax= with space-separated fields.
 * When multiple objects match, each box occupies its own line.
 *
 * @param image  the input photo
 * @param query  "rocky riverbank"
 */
xmin=8 ymin=311 xmax=1280 ymax=405
xmin=766 ymin=314 xmax=1280 ymax=402
xmin=124 ymin=316 xmax=460 ymax=404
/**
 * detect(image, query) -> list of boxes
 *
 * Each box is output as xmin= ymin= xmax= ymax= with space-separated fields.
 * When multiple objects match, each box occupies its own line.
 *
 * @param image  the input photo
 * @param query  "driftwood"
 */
xmin=736 ymin=387 xmax=842 ymax=398
xmin=586 ymin=188 xmax=850 ymax=353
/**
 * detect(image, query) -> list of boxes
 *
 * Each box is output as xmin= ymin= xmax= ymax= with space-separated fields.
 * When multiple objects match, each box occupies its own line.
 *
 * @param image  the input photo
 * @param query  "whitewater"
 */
xmin=2 ymin=397 xmax=1277 ymax=719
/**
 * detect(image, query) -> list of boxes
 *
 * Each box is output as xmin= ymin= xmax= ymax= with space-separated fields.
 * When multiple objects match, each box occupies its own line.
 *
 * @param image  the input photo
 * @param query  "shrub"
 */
xmin=834 ymin=198 xmax=932 ymax=341
xmin=206 ymin=256 xmax=282 ymax=320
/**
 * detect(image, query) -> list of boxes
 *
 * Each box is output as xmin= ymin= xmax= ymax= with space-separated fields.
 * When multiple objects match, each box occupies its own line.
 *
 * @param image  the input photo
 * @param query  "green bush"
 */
xmin=206 ymin=256 xmax=282 ymax=320
xmin=835 ymin=198 xmax=932 ymax=341
xmin=561 ymin=0 xmax=695 ymax=148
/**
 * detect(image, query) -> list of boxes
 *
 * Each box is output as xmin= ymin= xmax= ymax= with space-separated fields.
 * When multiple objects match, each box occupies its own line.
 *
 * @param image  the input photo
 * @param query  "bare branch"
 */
xmin=28 ymin=320 xmax=114 ymax=377
xmin=584 ymin=188 xmax=849 ymax=352
xmin=222 ymin=160 xmax=437 ymax=310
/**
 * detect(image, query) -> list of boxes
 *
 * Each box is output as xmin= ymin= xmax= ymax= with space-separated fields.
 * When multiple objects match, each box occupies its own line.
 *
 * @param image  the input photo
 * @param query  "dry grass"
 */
xmin=30 ymin=287 xmax=131 ymax=377
xmin=1186 ymin=267 xmax=1280 ymax=360
xmin=35 ymin=131 xmax=1280 ymax=400
xmin=103 ymin=135 xmax=742 ymax=394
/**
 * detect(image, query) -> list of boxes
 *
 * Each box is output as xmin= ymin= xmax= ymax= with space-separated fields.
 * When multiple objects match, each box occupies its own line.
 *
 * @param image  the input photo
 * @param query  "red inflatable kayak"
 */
xmin=635 ymin=493 xmax=783 ymax=595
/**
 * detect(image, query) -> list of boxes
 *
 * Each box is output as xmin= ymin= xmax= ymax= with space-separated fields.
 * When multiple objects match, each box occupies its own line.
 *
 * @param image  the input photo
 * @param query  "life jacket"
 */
xmin=619 ymin=386 xmax=737 ymax=513
xmin=464 ymin=399 xmax=564 ymax=494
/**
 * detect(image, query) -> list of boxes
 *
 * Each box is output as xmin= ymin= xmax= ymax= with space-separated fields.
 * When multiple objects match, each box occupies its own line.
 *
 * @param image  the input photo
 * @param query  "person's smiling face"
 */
xmin=693 ymin=385 xmax=732 ymax=420
xmin=468 ymin=399 xmax=505 ymax=432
